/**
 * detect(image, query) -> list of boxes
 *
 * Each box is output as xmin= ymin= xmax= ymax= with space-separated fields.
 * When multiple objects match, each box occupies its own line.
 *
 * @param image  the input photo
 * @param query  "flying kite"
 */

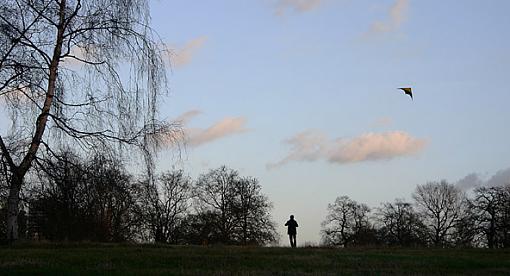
xmin=398 ymin=87 xmax=413 ymax=100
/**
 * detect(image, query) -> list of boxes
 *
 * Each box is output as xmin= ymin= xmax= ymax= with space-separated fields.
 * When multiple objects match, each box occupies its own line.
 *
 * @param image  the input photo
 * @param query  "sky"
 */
xmin=2 ymin=0 xmax=510 ymax=245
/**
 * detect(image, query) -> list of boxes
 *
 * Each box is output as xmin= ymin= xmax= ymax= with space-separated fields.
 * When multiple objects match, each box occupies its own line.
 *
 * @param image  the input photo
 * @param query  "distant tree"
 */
xmin=450 ymin=203 xmax=478 ymax=247
xmin=177 ymin=211 xmax=222 ymax=245
xmin=194 ymin=166 xmax=237 ymax=244
xmin=501 ymin=185 xmax=510 ymax=247
xmin=194 ymin=166 xmax=277 ymax=245
xmin=85 ymin=154 xmax=138 ymax=242
xmin=0 ymin=0 xmax=172 ymax=241
xmin=231 ymin=177 xmax=277 ymax=245
xmin=374 ymin=199 xmax=428 ymax=247
xmin=30 ymin=150 xmax=87 ymax=240
xmin=321 ymin=196 xmax=373 ymax=247
xmin=413 ymin=181 xmax=465 ymax=247
xmin=30 ymin=151 xmax=139 ymax=242
xmin=471 ymin=185 xmax=510 ymax=248
xmin=138 ymin=170 xmax=193 ymax=244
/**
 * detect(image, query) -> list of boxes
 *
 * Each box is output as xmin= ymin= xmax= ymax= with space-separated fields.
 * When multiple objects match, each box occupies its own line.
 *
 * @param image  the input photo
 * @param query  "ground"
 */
xmin=0 ymin=243 xmax=509 ymax=275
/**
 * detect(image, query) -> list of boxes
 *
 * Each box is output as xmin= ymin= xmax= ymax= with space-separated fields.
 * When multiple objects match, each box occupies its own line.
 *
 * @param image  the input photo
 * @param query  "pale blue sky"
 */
xmin=2 ymin=0 xmax=510 ymax=244
xmin=151 ymin=0 xmax=510 ymax=244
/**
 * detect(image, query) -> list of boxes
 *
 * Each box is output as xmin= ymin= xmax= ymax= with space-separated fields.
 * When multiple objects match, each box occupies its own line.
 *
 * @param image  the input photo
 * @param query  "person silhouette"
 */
xmin=285 ymin=215 xmax=298 ymax=248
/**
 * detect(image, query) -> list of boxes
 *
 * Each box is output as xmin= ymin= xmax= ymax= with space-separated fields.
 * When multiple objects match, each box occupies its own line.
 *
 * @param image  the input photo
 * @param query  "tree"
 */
xmin=500 ymin=185 xmax=510 ymax=247
xmin=194 ymin=166 xmax=277 ymax=245
xmin=194 ymin=166 xmax=237 ymax=244
xmin=471 ymin=185 xmax=510 ymax=248
xmin=412 ymin=180 xmax=465 ymax=247
xmin=231 ymin=176 xmax=277 ymax=245
xmin=29 ymin=150 xmax=139 ymax=242
xmin=139 ymin=170 xmax=193 ymax=243
xmin=29 ymin=150 xmax=87 ymax=241
xmin=375 ymin=199 xmax=427 ymax=247
xmin=450 ymin=203 xmax=478 ymax=247
xmin=0 ymin=0 xmax=171 ymax=241
xmin=84 ymin=153 xmax=139 ymax=242
xmin=321 ymin=196 xmax=373 ymax=247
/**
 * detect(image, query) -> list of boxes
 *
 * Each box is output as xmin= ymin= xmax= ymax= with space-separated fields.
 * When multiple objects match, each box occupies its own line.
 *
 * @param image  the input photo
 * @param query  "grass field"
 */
xmin=0 ymin=243 xmax=509 ymax=275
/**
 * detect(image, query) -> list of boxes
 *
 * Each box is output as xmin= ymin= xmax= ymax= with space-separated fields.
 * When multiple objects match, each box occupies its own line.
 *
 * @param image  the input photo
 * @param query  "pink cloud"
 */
xmin=170 ymin=111 xmax=248 ymax=148
xmin=187 ymin=117 xmax=248 ymax=147
xmin=268 ymin=130 xmax=426 ymax=169
xmin=327 ymin=131 xmax=425 ymax=163
xmin=174 ymin=110 xmax=202 ymax=125
xmin=166 ymin=36 xmax=207 ymax=68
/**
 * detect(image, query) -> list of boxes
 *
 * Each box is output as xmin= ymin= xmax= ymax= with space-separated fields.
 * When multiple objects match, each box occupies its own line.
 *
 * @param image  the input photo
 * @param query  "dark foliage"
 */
xmin=28 ymin=151 xmax=139 ymax=242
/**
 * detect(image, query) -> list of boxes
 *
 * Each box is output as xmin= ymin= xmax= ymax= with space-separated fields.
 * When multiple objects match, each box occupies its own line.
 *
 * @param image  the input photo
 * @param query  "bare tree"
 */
xmin=375 ymin=199 xmax=427 ymax=246
xmin=231 ymin=176 xmax=277 ymax=245
xmin=472 ymin=185 xmax=510 ymax=248
xmin=194 ymin=166 xmax=277 ymax=245
xmin=0 ymin=0 xmax=173 ymax=241
xmin=194 ymin=166 xmax=238 ymax=244
xmin=139 ymin=169 xmax=193 ymax=243
xmin=321 ymin=196 xmax=372 ymax=247
xmin=413 ymin=180 xmax=465 ymax=247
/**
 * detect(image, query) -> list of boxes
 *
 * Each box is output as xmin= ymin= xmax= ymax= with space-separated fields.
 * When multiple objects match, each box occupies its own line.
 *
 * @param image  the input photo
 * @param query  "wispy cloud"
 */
xmin=170 ymin=110 xmax=248 ymax=147
xmin=175 ymin=110 xmax=202 ymax=125
xmin=366 ymin=0 xmax=409 ymax=36
xmin=268 ymin=130 xmax=426 ymax=169
xmin=187 ymin=117 xmax=248 ymax=147
xmin=456 ymin=173 xmax=484 ymax=191
xmin=165 ymin=36 xmax=208 ymax=68
xmin=274 ymin=0 xmax=322 ymax=16
xmin=456 ymin=168 xmax=510 ymax=191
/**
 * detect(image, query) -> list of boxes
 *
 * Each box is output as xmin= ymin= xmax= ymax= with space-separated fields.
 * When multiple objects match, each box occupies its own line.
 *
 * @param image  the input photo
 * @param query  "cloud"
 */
xmin=166 ymin=36 xmax=207 ymax=68
xmin=274 ymin=0 xmax=322 ymax=16
xmin=61 ymin=45 xmax=105 ymax=67
xmin=456 ymin=173 xmax=484 ymax=191
xmin=487 ymin=168 xmax=510 ymax=187
xmin=170 ymin=110 xmax=248 ymax=148
xmin=187 ymin=117 xmax=248 ymax=147
xmin=175 ymin=110 xmax=202 ymax=125
xmin=457 ymin=168 xmax=510 ymax=190
xmin=268 ymin=130 xmax=426 ymax=169
xmin=61 ymin=47 xmax=86 ymax=66
xmin=366 ymin=0 xmax=409 ymax=36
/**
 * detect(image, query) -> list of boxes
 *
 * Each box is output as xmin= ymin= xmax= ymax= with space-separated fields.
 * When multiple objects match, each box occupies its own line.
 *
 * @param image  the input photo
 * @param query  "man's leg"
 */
xmin=289 ymin=235 xmax=293 ymax=247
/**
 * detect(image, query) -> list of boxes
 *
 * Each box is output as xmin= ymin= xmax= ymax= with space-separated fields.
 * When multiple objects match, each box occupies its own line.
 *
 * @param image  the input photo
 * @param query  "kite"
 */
xmin=398 ymin=87 xmax=413 ymax=100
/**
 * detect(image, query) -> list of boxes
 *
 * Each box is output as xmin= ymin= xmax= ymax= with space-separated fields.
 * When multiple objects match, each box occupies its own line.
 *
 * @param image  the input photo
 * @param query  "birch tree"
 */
xmin=0 ymin=0 xmax=171 ymax=241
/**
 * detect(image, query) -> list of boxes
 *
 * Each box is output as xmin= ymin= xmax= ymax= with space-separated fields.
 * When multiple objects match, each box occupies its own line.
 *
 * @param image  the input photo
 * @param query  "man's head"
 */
xmin=290 ymin=215 xmax=294 ymax=219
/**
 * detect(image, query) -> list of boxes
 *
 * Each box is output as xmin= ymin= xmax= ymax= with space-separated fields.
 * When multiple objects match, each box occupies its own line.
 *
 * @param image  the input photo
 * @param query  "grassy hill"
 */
xmin=0 ymin=244 xmax=509 ymax=275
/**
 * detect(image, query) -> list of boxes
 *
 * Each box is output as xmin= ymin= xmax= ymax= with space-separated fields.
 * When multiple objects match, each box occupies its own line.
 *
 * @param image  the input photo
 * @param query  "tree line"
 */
xmin=2 ymin=149 xmax=509 ymax=248
xmin=0 ymin=151 xmax=278 ymax=245
xmin=321 ymin=181 xmax=510 ymax=248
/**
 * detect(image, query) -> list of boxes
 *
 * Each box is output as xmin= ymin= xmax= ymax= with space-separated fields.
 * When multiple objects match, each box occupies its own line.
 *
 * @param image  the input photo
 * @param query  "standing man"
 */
xmin=285 ymin=215 xmax=298 ymax=248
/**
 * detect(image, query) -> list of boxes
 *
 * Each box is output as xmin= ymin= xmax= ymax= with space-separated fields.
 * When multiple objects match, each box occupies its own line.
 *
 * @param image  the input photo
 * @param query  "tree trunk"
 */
xmin=3 ymin=0 xmax=67 ymax=242
xmin=6 ymin=174 xmax=22 ymax=242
